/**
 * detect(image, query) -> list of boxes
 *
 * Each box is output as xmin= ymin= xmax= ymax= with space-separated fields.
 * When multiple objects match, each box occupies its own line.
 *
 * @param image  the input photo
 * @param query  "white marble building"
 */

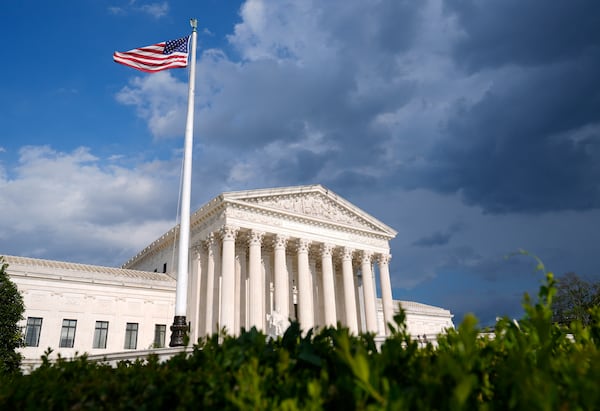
xmin=6 ymin=185 xmax=453 ymax=364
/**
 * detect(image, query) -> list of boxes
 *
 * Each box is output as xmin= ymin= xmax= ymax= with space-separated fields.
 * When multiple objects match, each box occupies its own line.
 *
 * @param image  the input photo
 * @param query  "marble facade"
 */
xmin=6 ymin=185 xmax=453 ymax=365
xmin=123 ymin=185 xmax=400 ymax=340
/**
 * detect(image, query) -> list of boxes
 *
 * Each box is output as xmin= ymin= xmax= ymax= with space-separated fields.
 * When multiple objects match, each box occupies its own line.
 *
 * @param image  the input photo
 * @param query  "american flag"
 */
xmin=113 ymin=36 xmax=190 ymax=73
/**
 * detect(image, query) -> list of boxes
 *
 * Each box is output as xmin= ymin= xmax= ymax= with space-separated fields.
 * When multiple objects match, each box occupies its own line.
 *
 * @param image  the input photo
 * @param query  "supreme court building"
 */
xmin=7 ymin=185 xmax=453 ymax=364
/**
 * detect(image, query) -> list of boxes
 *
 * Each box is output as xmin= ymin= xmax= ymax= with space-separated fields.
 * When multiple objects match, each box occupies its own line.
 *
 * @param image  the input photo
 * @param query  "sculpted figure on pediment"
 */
xmin=247 ymin=193 xmax=374 ymax=230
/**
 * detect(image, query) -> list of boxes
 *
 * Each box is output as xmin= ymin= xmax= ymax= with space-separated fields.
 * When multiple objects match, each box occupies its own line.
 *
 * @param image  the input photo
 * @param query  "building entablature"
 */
xmin=6 ymin=255 xmax=175 ymax=290
xmin=124 ymin=185 xmax=397 ymax=269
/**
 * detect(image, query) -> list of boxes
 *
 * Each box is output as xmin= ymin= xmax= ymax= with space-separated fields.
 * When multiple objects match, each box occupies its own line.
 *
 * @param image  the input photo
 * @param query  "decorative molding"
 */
xmin=205 ymin=233 xmax=218 ymax=257
xmin=123 ymin=185 xmax=396 ymax=270
xmin=296 ymin=238 xmax=311 ymax=254
xmin=247 ymin=230 xmax=264 ymax=246
xmin=377 ymin=254 xmax=392 ymax=265
xmin=242 ymin=192 xmax=378 ymax=231
xmin=360 ymin=251 xmax=373 ymax=264
xmin=320 ymin=243 xmax=334 ymax=258
xmin=272 ymin=234 xmax=288 ymax=250
xmin=226 ymin=207 xmax=284 ymax=227
xmin=348 ymin=234 xmax=389 ymax=248
xmin=192 ymin=246 xmax=204 ymax=259
xmin=220 ymin=225 xmax=239 ymax=242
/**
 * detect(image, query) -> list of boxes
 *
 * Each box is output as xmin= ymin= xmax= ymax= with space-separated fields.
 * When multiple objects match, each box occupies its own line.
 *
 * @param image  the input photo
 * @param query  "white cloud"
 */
xmin=108 ymin=1 xmax=169 ymax=19
xmin=0 ymin=146 xmax=179 ymax=266
xmin=115 ymin=72 xmax=188 ymax=139
xmin=139 ymin=2 xmax=168 ymax=18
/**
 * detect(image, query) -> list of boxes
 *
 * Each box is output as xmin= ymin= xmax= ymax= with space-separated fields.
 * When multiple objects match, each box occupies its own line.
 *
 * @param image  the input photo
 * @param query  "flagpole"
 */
xmin=170 ymin=18 xmax=198 ymax=347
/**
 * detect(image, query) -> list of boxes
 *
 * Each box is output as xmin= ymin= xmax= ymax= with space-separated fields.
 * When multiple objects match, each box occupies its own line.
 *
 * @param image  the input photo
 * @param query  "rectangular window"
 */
xmin=59 ymin=319 xmax=77 ymax=348
xmin=93 ymin=321 xmax=109 ymax=349
xmin=124 ymin=322 xmax=138 ymax=349
xmin=154 ymin=324 xmax=166 ymax=348
xmin=25 ymin=317 xmax=43 ymax=347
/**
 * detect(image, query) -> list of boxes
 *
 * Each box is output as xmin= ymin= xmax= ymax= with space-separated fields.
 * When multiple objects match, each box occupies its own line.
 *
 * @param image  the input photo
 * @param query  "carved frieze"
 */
xmin=226 ymin=208 xmax=283 ymax=227
xmin=241 ymin=193 xmax=378 ymax=231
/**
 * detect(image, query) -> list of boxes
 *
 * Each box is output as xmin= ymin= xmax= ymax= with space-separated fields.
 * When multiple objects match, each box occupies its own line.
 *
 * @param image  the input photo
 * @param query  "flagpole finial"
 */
xmin=190 ymin=18 xmax=198 ymax=32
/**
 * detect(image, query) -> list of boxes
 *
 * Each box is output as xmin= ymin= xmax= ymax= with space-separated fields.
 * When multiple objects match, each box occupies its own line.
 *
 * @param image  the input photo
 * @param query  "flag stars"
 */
xmin=164 ymin=37 xmax=189 ymax=55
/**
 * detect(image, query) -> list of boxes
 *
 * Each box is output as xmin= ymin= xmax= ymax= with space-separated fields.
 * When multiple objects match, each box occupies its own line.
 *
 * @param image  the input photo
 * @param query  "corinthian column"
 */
xmin=248 ymin=230 xmax=264 ymax=330
xmin=361 ymin=251 xmax=378 ymax=333
xmin=204 ymin=233 xmax=218 ymax=335
xmin=341 ymin=247 xmax=359 ymax=334
xmin=189 ymin=246 xmax=203 ymax=342
xmin=296 ymin=238 xmax=313 ymax=331
xmin=378 ymin=254 xmax=394 ymax=335
xmin=320 ymin=243 xmax=337 ymax=327
xmin=220 ymin=225 xmax=238 ymax=333
xmin=273 ymin=234 xmax=289 ymax=320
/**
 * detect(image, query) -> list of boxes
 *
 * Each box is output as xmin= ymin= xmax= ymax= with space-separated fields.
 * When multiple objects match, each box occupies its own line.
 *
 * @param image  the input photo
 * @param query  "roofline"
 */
xmin=122 ymin=184 xmax=398 ymax=267
xmin=3 ymin=255 xmax=175 ymax=286
xmin=222 ymin=184 xmax=398 ymax=236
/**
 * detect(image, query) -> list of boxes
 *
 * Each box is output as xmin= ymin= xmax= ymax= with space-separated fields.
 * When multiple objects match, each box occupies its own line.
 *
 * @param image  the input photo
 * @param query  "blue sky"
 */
xmin=1 ymin=0 xmax=599 ymax=326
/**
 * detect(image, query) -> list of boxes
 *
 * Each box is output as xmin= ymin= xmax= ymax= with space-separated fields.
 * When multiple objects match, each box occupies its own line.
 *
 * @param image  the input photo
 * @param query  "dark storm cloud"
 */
xmin=198 ymin=54 xmax=415 ymax=169
xmin=414 ymin=53 xmax=600 ymax=213
xmin=324 ymin=0 xmax=422 ymax=58
xmin=392 ymin=0 xmax=600 ymax=214
xmin=444 ymin=0 xmax=600 ymax=70
xmin=413 ymin=231 xmax=452 ymax=247
xmin=273 ymin=149 xmax=330 ymax=182
xmin=412 ymin=223 xmax=465 ymax=247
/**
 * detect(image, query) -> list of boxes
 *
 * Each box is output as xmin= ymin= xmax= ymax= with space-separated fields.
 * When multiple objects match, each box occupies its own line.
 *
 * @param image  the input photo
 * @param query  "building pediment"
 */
xmin=124 ymin=184 xmax=397 ymax=269
xmin=222 ymin=185 xmax=397 ymax=238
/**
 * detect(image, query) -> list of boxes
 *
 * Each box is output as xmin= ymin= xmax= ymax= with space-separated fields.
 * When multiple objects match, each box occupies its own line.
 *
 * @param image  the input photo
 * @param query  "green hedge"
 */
xmin=1 ymin=263 xmax=599 ymax=410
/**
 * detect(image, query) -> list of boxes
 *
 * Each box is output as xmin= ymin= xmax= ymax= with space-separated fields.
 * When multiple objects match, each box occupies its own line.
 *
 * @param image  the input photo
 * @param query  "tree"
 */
xmin=552 ymin=272 xmax=599 ymax=326
xmin=0 ymin=257 xmax=25 ymax=373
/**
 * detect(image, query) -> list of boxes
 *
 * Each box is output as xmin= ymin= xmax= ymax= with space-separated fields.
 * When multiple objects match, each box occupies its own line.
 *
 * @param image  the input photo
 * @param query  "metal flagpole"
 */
xmin=170 ymin=18 xmax=198 ymax=347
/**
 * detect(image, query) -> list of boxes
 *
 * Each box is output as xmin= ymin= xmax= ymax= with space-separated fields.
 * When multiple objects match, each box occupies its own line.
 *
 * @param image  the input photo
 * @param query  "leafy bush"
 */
xmin=0 ymin=256 xmax=598 ymax=410
xmin=0 ymin=256 xmax=24 ymax=374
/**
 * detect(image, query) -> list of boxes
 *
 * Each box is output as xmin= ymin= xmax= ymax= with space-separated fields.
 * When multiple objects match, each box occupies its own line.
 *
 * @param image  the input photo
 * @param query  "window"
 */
xmin=124 ymin=322 xmax=138 ymax=349
xmin=154 ymin=324 xmax=167 ymax=348
xmin=25 ymin=317 xmax=43 ymax=347
xmin=59 ymin=319 xmax=77 ymax=348
xmin=93 ymin=321 xmax=109 ymax=349
xmin=162 ymin=263 xmax=167 ymax=273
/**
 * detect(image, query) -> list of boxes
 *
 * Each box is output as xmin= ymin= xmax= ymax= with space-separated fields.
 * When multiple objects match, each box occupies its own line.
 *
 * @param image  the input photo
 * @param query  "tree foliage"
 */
xmin=0 ymin=257 xmax=25 ymax=374
xmin=552 ymin=272 xmax=600 ymax=326
xmin=0 ymin=256 xmax=599 ymax=409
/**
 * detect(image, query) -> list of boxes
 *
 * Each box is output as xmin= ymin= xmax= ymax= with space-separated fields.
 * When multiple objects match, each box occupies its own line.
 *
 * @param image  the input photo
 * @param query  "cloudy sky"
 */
xmin=1 ymin=0 xmax=599 ymax=325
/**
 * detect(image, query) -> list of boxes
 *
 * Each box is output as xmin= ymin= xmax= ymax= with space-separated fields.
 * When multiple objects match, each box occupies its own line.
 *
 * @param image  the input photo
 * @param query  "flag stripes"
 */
xmin=113 ymin=37 xmax=189 ymax=73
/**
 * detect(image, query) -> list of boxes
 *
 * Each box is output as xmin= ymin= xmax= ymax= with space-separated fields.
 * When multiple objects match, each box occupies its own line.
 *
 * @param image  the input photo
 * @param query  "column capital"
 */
xmin=220 ymin=225 xmax=239 ymax=241
xmin=205 ymin=232 xmax=218 ymax=255
xmin=272 ymin=234 xmax=288 ymax=250
xmin=320 ymin=243 xmax=334 ymax=258
xmin=341 ymin=247 xmax=354 ymax=261
xmin=192 ymin=245 xmax=203 ymax=259
xmin=247 ymin=229 xmax=264 ymax=246
xmin=360 ymin=250 xmax=373 ymax=263
xmin=377 ymin=253 xmax=392 ymax=265
xmin=296 ymin=238 xmax=312 ymax=253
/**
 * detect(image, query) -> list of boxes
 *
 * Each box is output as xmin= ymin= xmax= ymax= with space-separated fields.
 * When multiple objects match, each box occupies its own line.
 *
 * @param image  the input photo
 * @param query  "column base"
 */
xmin=169 ymin=315 xmax=189 ymax=347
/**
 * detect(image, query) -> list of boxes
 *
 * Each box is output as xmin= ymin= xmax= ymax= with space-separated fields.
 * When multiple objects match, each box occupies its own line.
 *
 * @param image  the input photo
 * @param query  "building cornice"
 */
xmin=122 ymin=184 xmax=398 ymax=267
